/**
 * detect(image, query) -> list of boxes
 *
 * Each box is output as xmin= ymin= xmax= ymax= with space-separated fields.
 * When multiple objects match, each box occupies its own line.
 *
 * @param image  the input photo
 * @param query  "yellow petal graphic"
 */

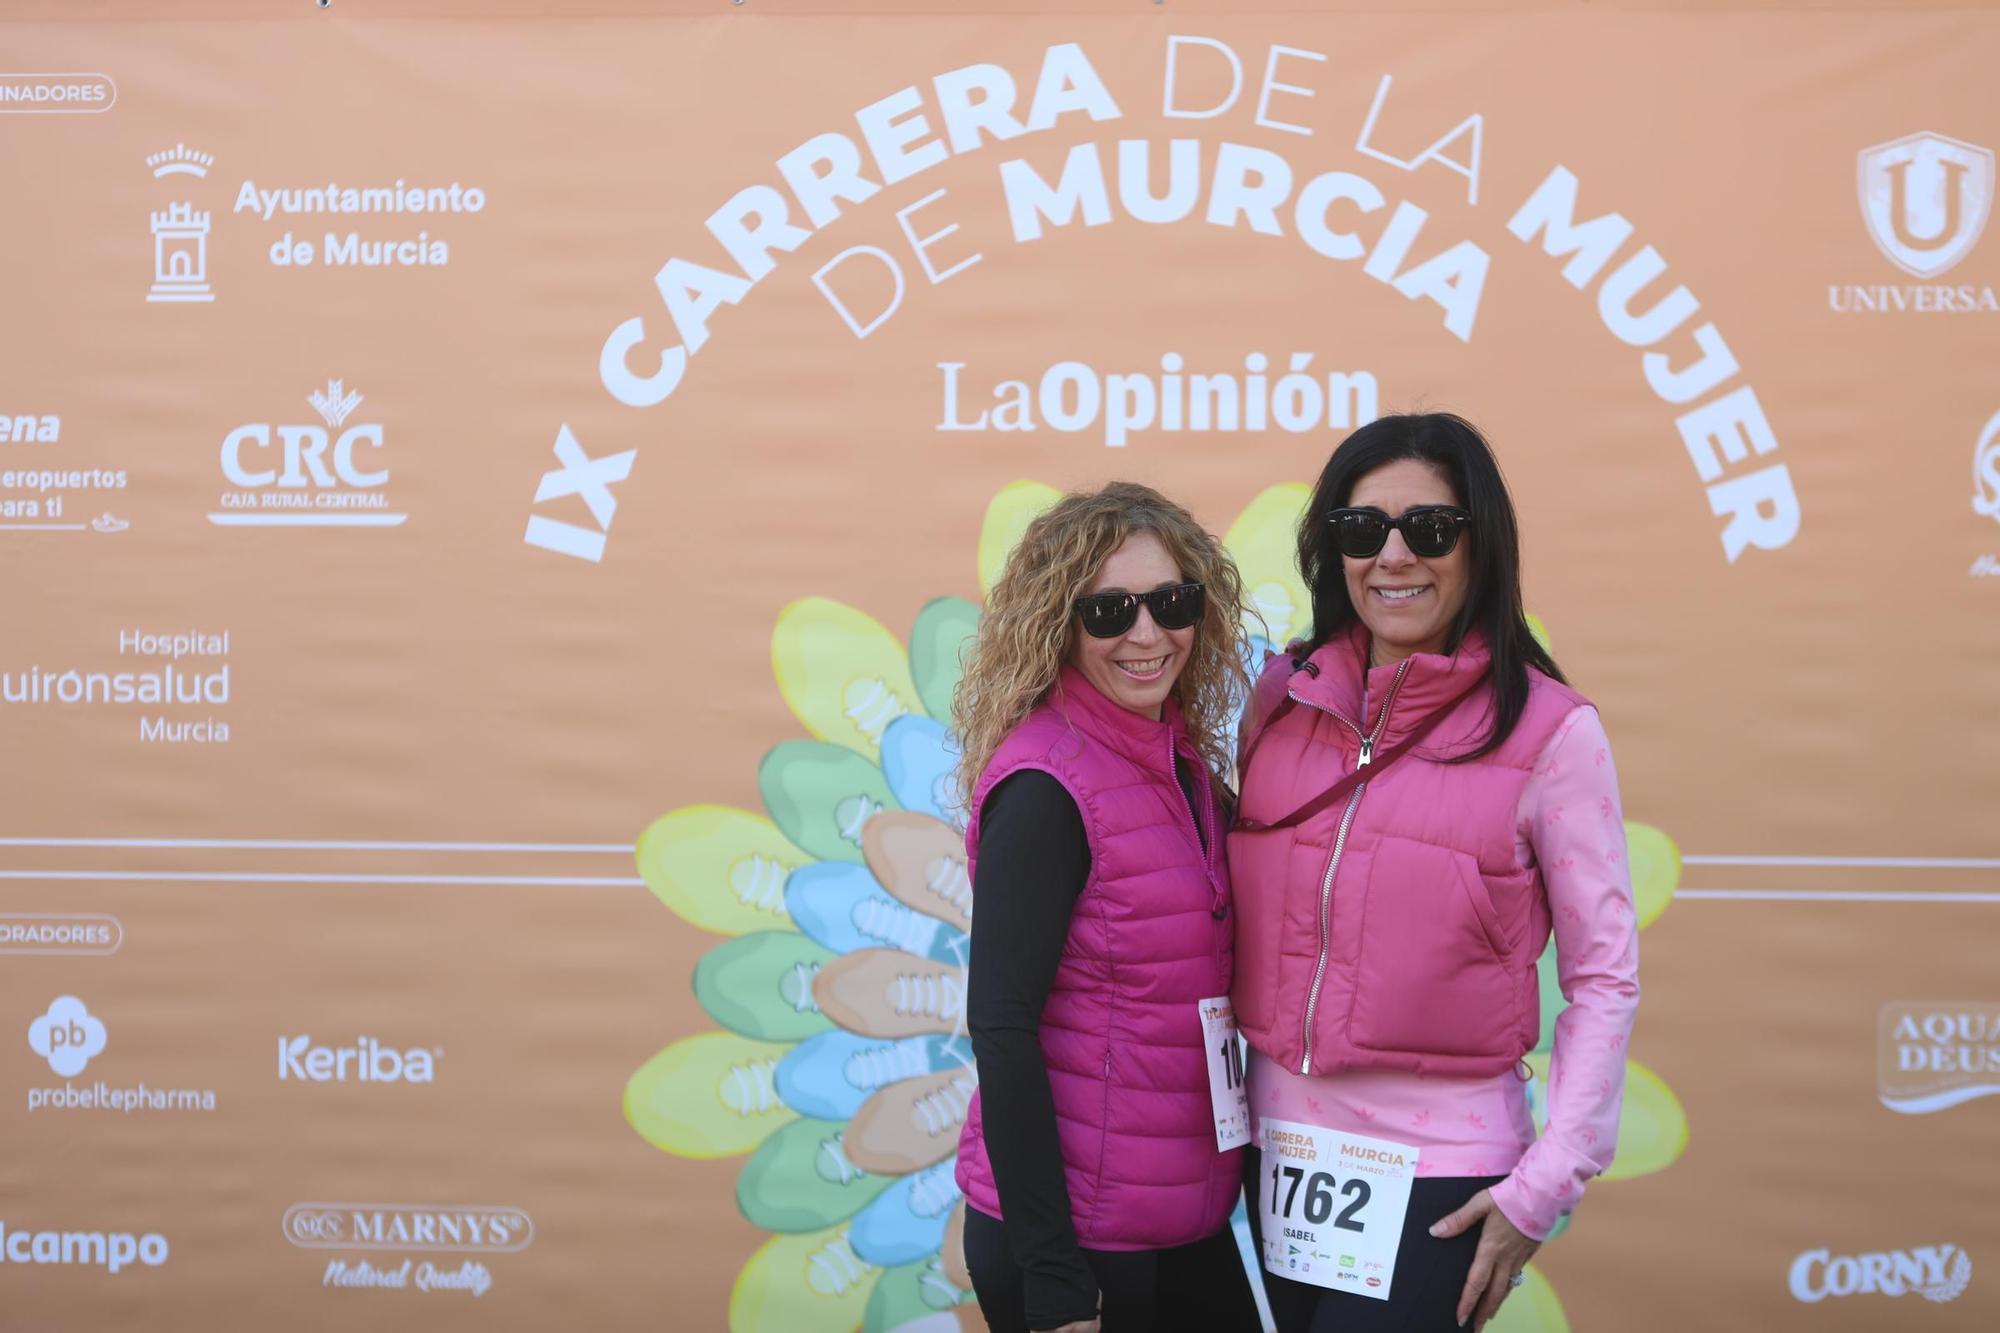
xmin=977 ymin=481 xmax=1062 ymax=597
xmin=1524 ymin=612 xmax=1552 ymax=655
xmin=1486 ymin=1263 xmax=1569 ymax=1333
xmin=625 ymin=1031 xmax=796 ymax=1160
xmin=1601 ymin=1057 xmax=1690 ymax=1181
xmin=636 ymin=805 xmax=805 ymax=937
xmin=773 ymin=598 xmax=923 ymax=759
xmin=1522 ymin=1053 xmax=1687 ymax=1182
xmin=731 ymin=1226 xmax=881 ymax=1333
xmin=1224 ymin=484 xmax=1313 ymax=647
xmin=1624 ymin=822 xmax=1681 ymax=930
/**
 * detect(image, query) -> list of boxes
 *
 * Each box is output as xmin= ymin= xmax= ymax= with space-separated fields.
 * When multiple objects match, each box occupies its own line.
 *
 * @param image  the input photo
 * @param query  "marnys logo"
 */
xmin=1790 ymin=1244 xmax=1972 ymax=1305
xmin=279 ymin=1034 xmax=439 ymax=1084
xmin=1878 ymin=1002 xmax=2000 ymax=1112
xmin=211 ymin=379 xmax=406 ymax=528
xmin=282 ymin=1204 xmax=533 ymax=1253
xmin=28 ymin=996 xmax=107 ymax=1076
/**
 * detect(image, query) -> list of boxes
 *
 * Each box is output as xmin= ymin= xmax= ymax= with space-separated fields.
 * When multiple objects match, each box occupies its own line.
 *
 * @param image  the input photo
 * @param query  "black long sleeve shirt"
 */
xmin=965 ymin=761 xmax=1204 ymax=1329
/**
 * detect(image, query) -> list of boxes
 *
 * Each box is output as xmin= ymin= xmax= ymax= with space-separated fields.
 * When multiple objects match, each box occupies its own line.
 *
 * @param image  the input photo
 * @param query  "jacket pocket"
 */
xmin=1223 ymin=825 xmax=1291 ymax=1039
xmin=1347 ymin=835 xmax=1518 ymax=1059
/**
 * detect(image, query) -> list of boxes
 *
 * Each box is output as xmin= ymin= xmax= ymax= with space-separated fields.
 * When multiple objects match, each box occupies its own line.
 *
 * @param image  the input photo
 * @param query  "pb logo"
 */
xmin=1858 ymin=132 xmax=1995 ymax=279
xmin=210 ymin=379 xmax=407 ymax=527
xmin=28 ymin=996 xmax=108 ymax=1077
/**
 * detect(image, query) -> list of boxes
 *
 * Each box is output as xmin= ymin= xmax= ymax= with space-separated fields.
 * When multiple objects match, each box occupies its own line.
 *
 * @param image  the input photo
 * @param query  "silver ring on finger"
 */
xmin=1507 ymin=1272 xmax=1526 ymax=1289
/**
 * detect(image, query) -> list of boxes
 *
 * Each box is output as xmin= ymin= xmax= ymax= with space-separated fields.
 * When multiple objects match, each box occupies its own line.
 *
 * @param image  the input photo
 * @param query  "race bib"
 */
xmin=1257 ymin=1118 xmax=1418 ymax=1300
xmin=1197 ymin=996 xmax=1250 ymax=1150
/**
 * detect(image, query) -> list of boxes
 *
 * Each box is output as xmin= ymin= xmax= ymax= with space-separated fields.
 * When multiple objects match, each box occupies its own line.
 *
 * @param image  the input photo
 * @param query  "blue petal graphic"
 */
xmin=880 ymin=715 xmax=961 ymax=828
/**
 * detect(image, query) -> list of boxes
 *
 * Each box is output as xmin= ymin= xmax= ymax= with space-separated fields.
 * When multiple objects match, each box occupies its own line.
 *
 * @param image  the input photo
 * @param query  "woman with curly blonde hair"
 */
xmin=951 ymin=481 xmax=1262 ymax=1333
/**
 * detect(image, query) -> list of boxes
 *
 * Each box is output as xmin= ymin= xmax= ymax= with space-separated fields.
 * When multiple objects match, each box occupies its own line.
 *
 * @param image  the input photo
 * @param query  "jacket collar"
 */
xmin=1049 ymin=664 xmax=1191 ymax=774
xmin=1288 ymin=624 xmax=1492 ymax=748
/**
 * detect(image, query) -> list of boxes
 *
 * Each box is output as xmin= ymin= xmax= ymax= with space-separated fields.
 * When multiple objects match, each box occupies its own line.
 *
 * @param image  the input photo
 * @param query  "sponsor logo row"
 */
xmin=26 ymin=996 xmax=442 ymax=1108
xmin=1 ymin=1205 xmax=530 ymax=1299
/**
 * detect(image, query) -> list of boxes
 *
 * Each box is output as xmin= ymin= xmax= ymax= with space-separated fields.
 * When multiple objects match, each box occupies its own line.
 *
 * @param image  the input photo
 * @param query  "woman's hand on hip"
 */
xmin=1429 ymin=1187 xmax=1540 ymax=1331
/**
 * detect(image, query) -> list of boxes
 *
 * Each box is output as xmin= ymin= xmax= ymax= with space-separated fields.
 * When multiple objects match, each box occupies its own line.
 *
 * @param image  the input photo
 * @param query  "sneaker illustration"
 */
xmin=812 ymin=950 xmax=966 ymax=1041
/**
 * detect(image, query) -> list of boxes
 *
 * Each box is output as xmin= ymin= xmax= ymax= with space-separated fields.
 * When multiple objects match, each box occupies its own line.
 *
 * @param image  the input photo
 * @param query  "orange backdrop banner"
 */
xmin=2 ymin=3 xmax=1997 ymax=1331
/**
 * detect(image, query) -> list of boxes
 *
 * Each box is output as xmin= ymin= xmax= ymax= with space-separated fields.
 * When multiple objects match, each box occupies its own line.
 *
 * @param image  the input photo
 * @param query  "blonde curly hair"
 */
xmin=953 ymin=481 xmax=1251 ymax=805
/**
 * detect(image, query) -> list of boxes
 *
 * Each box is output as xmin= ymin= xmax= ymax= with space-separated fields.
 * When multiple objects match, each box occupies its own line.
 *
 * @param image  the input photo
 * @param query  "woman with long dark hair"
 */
xmin=1229 ymin=414 xmax=1640 ymax=1332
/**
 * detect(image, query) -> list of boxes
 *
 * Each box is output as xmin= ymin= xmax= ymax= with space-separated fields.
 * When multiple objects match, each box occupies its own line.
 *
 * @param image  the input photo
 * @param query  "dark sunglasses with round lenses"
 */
xmin=1073 ymin=582 xmax=1206 ymax=639
xmin=1329 ymin=505 xmax=1472 ymax=559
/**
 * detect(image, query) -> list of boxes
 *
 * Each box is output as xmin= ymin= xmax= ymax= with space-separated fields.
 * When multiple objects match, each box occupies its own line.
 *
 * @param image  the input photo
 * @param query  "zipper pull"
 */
xmin=1357 ymin=735 xmax=1374 ymax=768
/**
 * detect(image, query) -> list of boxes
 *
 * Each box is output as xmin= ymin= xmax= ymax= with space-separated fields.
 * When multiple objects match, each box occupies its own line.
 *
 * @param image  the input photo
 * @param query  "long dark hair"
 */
xmin=1297 ymin=412 xmax=1563 ymax=760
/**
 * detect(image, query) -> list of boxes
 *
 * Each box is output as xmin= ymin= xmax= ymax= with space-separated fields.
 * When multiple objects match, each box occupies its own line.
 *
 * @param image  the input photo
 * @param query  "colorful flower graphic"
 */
xmin=625 ymin=481 xmax=1686 ymax=1333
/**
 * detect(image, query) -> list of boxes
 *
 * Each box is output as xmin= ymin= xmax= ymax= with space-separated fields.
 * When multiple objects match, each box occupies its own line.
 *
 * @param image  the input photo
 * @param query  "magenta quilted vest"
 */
xmin=954 ymin=666 xmax=1241 ymax=1250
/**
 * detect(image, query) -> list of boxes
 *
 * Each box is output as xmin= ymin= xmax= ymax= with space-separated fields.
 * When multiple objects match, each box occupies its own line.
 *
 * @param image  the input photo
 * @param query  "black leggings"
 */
xmin=1243 ymin=1146 xmax=1505 ymax=1333
xmin=963 ymin=1205 xmax=1262 ymax=1332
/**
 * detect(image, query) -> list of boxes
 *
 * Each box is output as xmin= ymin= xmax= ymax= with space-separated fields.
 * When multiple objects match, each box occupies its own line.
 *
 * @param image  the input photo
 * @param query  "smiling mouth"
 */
xmin=1114 ymin=656 xmax=1169 ymax=680
xmin=1372 ymin=587 xmax=1430 ymax=604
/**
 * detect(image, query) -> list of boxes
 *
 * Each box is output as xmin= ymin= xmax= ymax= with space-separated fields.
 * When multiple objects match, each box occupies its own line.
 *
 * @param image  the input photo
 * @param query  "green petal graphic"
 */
xmin=695 ymin=931 xmax=837 ymax=1042
xmin=759 ymin=740 xmax=900 ymax=865
xmin=909 ymin=597 xmax=981 ymax=724
xmin=863 ymin=1257 xmax=973 ymax=1332
xmin=738 ymin=1117 xmax=895 ymax=1233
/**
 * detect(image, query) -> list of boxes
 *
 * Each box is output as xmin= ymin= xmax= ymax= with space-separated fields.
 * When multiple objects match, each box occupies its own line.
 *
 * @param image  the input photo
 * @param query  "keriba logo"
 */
xmin=279 ymin=1035 xmax=438 ymax=1084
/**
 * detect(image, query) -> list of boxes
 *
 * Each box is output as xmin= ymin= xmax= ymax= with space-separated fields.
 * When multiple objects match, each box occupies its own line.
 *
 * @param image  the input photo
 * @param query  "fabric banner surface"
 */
xmin=1 ymin=3 xmax=1996 ymax=1330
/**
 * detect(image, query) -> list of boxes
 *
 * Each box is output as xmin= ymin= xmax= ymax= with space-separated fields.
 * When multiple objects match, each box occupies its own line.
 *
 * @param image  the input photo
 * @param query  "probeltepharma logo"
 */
xmin=285 ymin=1204 xmax=530 ymax=1299
xmin=1878 ymin=1002 xmax=2000 ymax=1113
xmin=0 ymin=1223 xmax=168 ymax=1274
xmin=279 ymin=1035 xmax=439 ymax=1084
xmin=1831 ymin=132 xmax=1997 ymax=313
xmin=1789 ymin=1244 xmax=1972 ymax=1304
xmin=211 ymin=380 xmax=406 ymax=527
xmin=24 ymin=997 xmax=217 ymax=1115
xmin=28 ymin=996 xmax=106 ymax=1075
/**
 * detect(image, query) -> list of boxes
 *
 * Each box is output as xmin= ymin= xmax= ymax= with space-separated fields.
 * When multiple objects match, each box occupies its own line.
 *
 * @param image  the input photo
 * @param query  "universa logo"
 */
xmin=1790 ymin=1244 xmax=1972 ymax=1304
xmin=1859 ymin=132 xmax=1994 ymax=279
xmin=1878 ymin=1002 xmax=2000 ymax=1113
xmin=279 ymin=1034 xmax=438 ymax=1084
xmin=27 ymin=996 xmax=107 ymax=1076
xmin=282 ymin=1204 xmax=533 ymax=1253
xmin=210 ymin=379 xmax=407 ymax=528
xmin=1830 ymin=132 xmax=1999 ymax=314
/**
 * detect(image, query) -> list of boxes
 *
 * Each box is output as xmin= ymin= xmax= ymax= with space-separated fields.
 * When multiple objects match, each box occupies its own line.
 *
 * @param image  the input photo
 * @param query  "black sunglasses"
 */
xmin=1073 ymin=582 xmax=1206 ymax=639
xmin=1328 ymin=505 xmax=1471 ymax=559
